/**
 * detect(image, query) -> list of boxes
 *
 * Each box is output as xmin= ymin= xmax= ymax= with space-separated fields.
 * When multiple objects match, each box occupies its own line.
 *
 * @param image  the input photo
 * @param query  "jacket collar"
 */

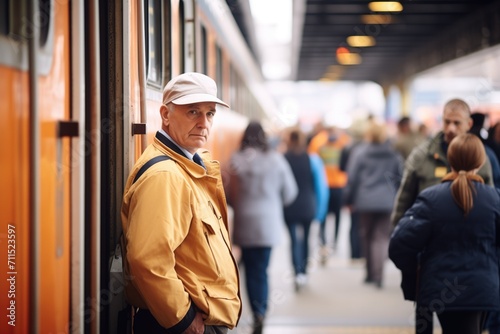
xmin=155 ymin=131 xmax=189 ymax=158
xmin=154 ymin=131 xmax=215 ymax=178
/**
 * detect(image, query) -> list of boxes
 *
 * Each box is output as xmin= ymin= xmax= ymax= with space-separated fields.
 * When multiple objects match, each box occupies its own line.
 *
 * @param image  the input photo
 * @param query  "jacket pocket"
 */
xmin=202 ymin=216 xmax=221 ymax=276
xmin=199 ymin=202 xmax=235 ymax=279
xmin=201 ymin=201 xmax=229 ymax=275
xmin=203 ymin=284 xmax=240 ymax=326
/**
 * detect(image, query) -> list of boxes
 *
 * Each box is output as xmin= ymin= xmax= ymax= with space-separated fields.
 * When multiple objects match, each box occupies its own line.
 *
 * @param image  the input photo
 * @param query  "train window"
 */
xmin=201 ymin=25 xmax=207 ymax=75
xmin=163 ymin=0 xmax=172 ymax=84
xmin=0 ymin=1 xmax=23 ymax=39
xmin=178 ymin=0 xmax=185 ymax=73
xmin=144 ymin=0 xmax=163 ymax=88
xmin=0 ymin=1 xmax=8 ymax=36
xmin=39 ymin=0 xmax=51 ymax=47
xmin=0 ymin=0 xmax=53 ymax=72
xmin=216 ymin=45 xmax=223 ymax=99
xmin=229 ymin=64 xmax=238 ymax=109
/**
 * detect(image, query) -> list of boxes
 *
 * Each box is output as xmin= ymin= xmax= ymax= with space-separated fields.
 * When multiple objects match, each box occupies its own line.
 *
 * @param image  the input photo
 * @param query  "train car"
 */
xmin=0 ymin=0 xmax=277 ymax=333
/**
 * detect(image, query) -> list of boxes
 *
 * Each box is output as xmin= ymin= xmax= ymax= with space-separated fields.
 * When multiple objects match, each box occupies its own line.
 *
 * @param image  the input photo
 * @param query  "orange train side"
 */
xmin=0 ymin=66 xmax=31 ymax=334
xmin=0 ymin=1 xmax=72 ymax=333
xmin=38 ymin=1 xmax=72 ymax=332
xmin=0 ymin=0 xmax=272 ymax=332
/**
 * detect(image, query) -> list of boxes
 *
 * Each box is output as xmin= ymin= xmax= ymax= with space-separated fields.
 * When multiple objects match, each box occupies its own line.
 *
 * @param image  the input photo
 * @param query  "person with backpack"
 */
xmin=121 ymin=73 xmax=241 ymax=334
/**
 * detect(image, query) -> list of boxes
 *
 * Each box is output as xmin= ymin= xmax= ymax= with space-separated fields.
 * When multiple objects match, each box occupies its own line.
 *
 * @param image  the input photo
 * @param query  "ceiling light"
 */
xmin=337 ymin=52 xmax=362 ymax=65
xmin=336 ymin=47 xmax=351 ymax=56
xmin=322 ymin=65 xmax=344 ymax=80
xmin=320 ymin=76 xmax=339 ymax=82
xmin=361 ymin=14 xmax=394 ymax=24
xmin=347 ymin=36 xmax=376 ymax=47
xmin=368 ymin=2 xmax=403 ymax=12
xmin=326 ymin=65 xmax=344 ymax=73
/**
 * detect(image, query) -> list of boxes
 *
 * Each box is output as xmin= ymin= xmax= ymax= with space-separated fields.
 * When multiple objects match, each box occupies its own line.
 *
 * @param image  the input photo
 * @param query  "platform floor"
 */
xmin=229 ymin=209 xmax=443 ymax=334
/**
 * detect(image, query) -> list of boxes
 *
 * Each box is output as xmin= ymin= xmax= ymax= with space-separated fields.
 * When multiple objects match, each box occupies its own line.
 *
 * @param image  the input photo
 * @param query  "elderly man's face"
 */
xmin=162 ymin=102 xmax=216 ymax=154
xmin=442 ymin=107 xmax=472 ymax=144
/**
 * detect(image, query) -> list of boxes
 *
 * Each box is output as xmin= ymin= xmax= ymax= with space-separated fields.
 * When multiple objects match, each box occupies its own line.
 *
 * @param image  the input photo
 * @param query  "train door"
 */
xmin=182 ymin=0 xmax=196 ymax=73
xmin=104 ymin=0 xmax=174 ymax=332
xmin=0 ymin=1 xmax=79 ymax=333
xmin=0 ymin=2 xmax=33 ymax=331
xmin=70 ymin=2 xmax=86 ymax=333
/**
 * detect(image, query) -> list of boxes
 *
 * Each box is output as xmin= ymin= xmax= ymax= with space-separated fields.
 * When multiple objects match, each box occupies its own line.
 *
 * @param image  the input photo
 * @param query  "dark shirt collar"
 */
xmin=156 ymin=131 xmax=206 ymax=170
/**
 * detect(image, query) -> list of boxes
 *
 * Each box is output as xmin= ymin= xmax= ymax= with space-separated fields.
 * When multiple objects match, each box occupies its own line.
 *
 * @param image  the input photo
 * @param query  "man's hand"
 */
xmin=183 ymin=312 xmax=205 ymax=334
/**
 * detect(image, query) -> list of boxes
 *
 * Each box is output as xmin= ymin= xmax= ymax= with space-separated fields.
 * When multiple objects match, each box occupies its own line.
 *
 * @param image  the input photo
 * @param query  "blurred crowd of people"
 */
xmin=121 ymin=72 xmax=500 ymax=334
xmin=224 ymin=98 xmax=500 ymax=334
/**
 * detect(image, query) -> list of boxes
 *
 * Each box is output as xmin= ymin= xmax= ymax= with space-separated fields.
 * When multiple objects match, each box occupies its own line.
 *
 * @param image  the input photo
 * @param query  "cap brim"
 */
xmin=172 ymin=94 xmax=229 ymax=108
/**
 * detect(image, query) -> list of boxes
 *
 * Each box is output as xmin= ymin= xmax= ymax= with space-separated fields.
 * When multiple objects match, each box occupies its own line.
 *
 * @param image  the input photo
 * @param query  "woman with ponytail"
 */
xmin=389 ymin=133 xmax=500 ymax=334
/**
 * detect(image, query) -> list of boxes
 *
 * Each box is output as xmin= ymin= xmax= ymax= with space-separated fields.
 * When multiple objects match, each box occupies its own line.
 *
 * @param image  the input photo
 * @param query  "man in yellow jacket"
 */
xmin=121 ymin=73 xmax=241 ymax=334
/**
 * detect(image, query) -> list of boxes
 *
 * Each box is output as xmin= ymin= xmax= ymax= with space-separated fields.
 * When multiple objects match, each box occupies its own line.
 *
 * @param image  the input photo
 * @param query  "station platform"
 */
xmin=230 ymin=209 xmax=443 ymax=334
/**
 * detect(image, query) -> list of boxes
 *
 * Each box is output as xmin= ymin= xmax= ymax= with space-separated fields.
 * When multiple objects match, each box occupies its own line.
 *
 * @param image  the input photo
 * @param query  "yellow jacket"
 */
xmin=121 ymin=133 xmax=241 ymax=330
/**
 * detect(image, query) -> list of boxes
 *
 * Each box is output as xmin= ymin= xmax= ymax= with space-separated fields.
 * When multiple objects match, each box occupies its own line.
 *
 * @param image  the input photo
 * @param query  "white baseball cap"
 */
xmin=162 ymin=72 xmax=229 ymax=108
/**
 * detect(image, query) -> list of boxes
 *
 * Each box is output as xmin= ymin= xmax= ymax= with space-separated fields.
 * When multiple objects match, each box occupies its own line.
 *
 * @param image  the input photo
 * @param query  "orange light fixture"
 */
xmin=336 ymin=48 xmax=362 ymax=65
xmin=368 ymin=1 xmax=403 ymax=12
xmin=347 ymin=36 xmax=376 ymax=47
xmin=322 ymin=65 xmax=344 ymax=80
xmin=337 ymin=53 xmax=362 ymax=65
xmin=361 ymin=14 xmax=394 ymax=24
xmin=336 ymin=47 xmax=350 ymax=55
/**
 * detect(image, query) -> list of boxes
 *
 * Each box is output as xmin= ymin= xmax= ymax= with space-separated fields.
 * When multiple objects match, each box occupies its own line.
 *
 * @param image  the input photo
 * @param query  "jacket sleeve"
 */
xmin=392 ymin=154 xmax=404 ymax=192
xmin=125 ymin=171 xmax=195 ymax=331
xmin=495 ymin=188 xmax=500 ymax=246
xmin=280 ymin=154 xmax=299 ymax=206
xmin=479 ymin=154 xmax=494 ymax=187
xmin=309 ymin=153 xmax=329 ymax=221
xmin=390 ymin=149 xmax=421 ymax=226
xmin=343 ymin=146 xmax=363 ymax=207
xmin=389 ymin=194 xmax=434 ymax=301
xmin=485 ymin=145 xmax=500 ymax=188
xmin=389 ymin=194 xmax=433 ymax=274
xmin=339 ymin=146 xmax=349 ymax=172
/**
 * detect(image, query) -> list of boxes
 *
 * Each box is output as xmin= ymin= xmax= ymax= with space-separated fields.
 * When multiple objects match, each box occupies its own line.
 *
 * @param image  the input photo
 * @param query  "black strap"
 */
xmin=132 ymin=155 xmax=171 ymax=184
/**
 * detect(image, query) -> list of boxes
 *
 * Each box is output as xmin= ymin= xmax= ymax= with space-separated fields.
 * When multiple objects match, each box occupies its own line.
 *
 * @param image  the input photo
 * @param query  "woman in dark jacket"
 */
xmin=283 ymin=129 xmax=329 ymax=291
xmin=389 ymin=133 xmax=500 ymax=334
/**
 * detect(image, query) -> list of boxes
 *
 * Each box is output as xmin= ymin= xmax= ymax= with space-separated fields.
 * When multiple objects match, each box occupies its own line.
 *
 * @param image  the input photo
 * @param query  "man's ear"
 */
xmin=467 ymin=117 xmax=473 ymax=130
xmin=160 ymin=104 xmax=170 ymax=125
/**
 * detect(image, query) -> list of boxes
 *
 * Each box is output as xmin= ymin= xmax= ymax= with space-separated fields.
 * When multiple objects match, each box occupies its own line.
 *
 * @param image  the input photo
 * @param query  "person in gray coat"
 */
xmin=343 ymin=122 xmax=403 ymax=288
xmin=227 ymin=121 xmax=298 ymax=334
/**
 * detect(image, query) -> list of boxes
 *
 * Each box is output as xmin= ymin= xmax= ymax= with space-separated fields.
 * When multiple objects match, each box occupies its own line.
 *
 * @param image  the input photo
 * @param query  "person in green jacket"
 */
xmin=392 ymin=98 xmax=493 ymax=227
xmin=391 ymin=98 xmax=493 ymax=334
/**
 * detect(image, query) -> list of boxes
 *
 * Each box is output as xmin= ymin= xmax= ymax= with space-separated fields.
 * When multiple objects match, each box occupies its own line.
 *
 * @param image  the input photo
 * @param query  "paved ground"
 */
xmin=230 ymin=209 xmax=443 ymax=334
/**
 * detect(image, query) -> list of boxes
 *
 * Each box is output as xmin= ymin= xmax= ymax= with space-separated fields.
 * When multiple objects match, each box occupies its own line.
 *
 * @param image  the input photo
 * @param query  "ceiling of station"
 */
xmin=227 ymin=0 xmax=500 ymax=83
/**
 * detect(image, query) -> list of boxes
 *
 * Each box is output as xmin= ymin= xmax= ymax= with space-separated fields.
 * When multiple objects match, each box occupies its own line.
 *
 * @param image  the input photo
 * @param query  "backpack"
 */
xmin=114 ymin=155 xmax=171 ymax=333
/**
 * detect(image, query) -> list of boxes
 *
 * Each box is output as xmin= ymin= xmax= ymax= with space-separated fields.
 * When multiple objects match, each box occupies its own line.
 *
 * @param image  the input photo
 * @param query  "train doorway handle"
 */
xmin=55 ymin=120 xmax=80 ymax=261
xmin=132 ymin=123 xmax=147 ymax=135
xmin=58 ymin=120 xmax=79 ymax=137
